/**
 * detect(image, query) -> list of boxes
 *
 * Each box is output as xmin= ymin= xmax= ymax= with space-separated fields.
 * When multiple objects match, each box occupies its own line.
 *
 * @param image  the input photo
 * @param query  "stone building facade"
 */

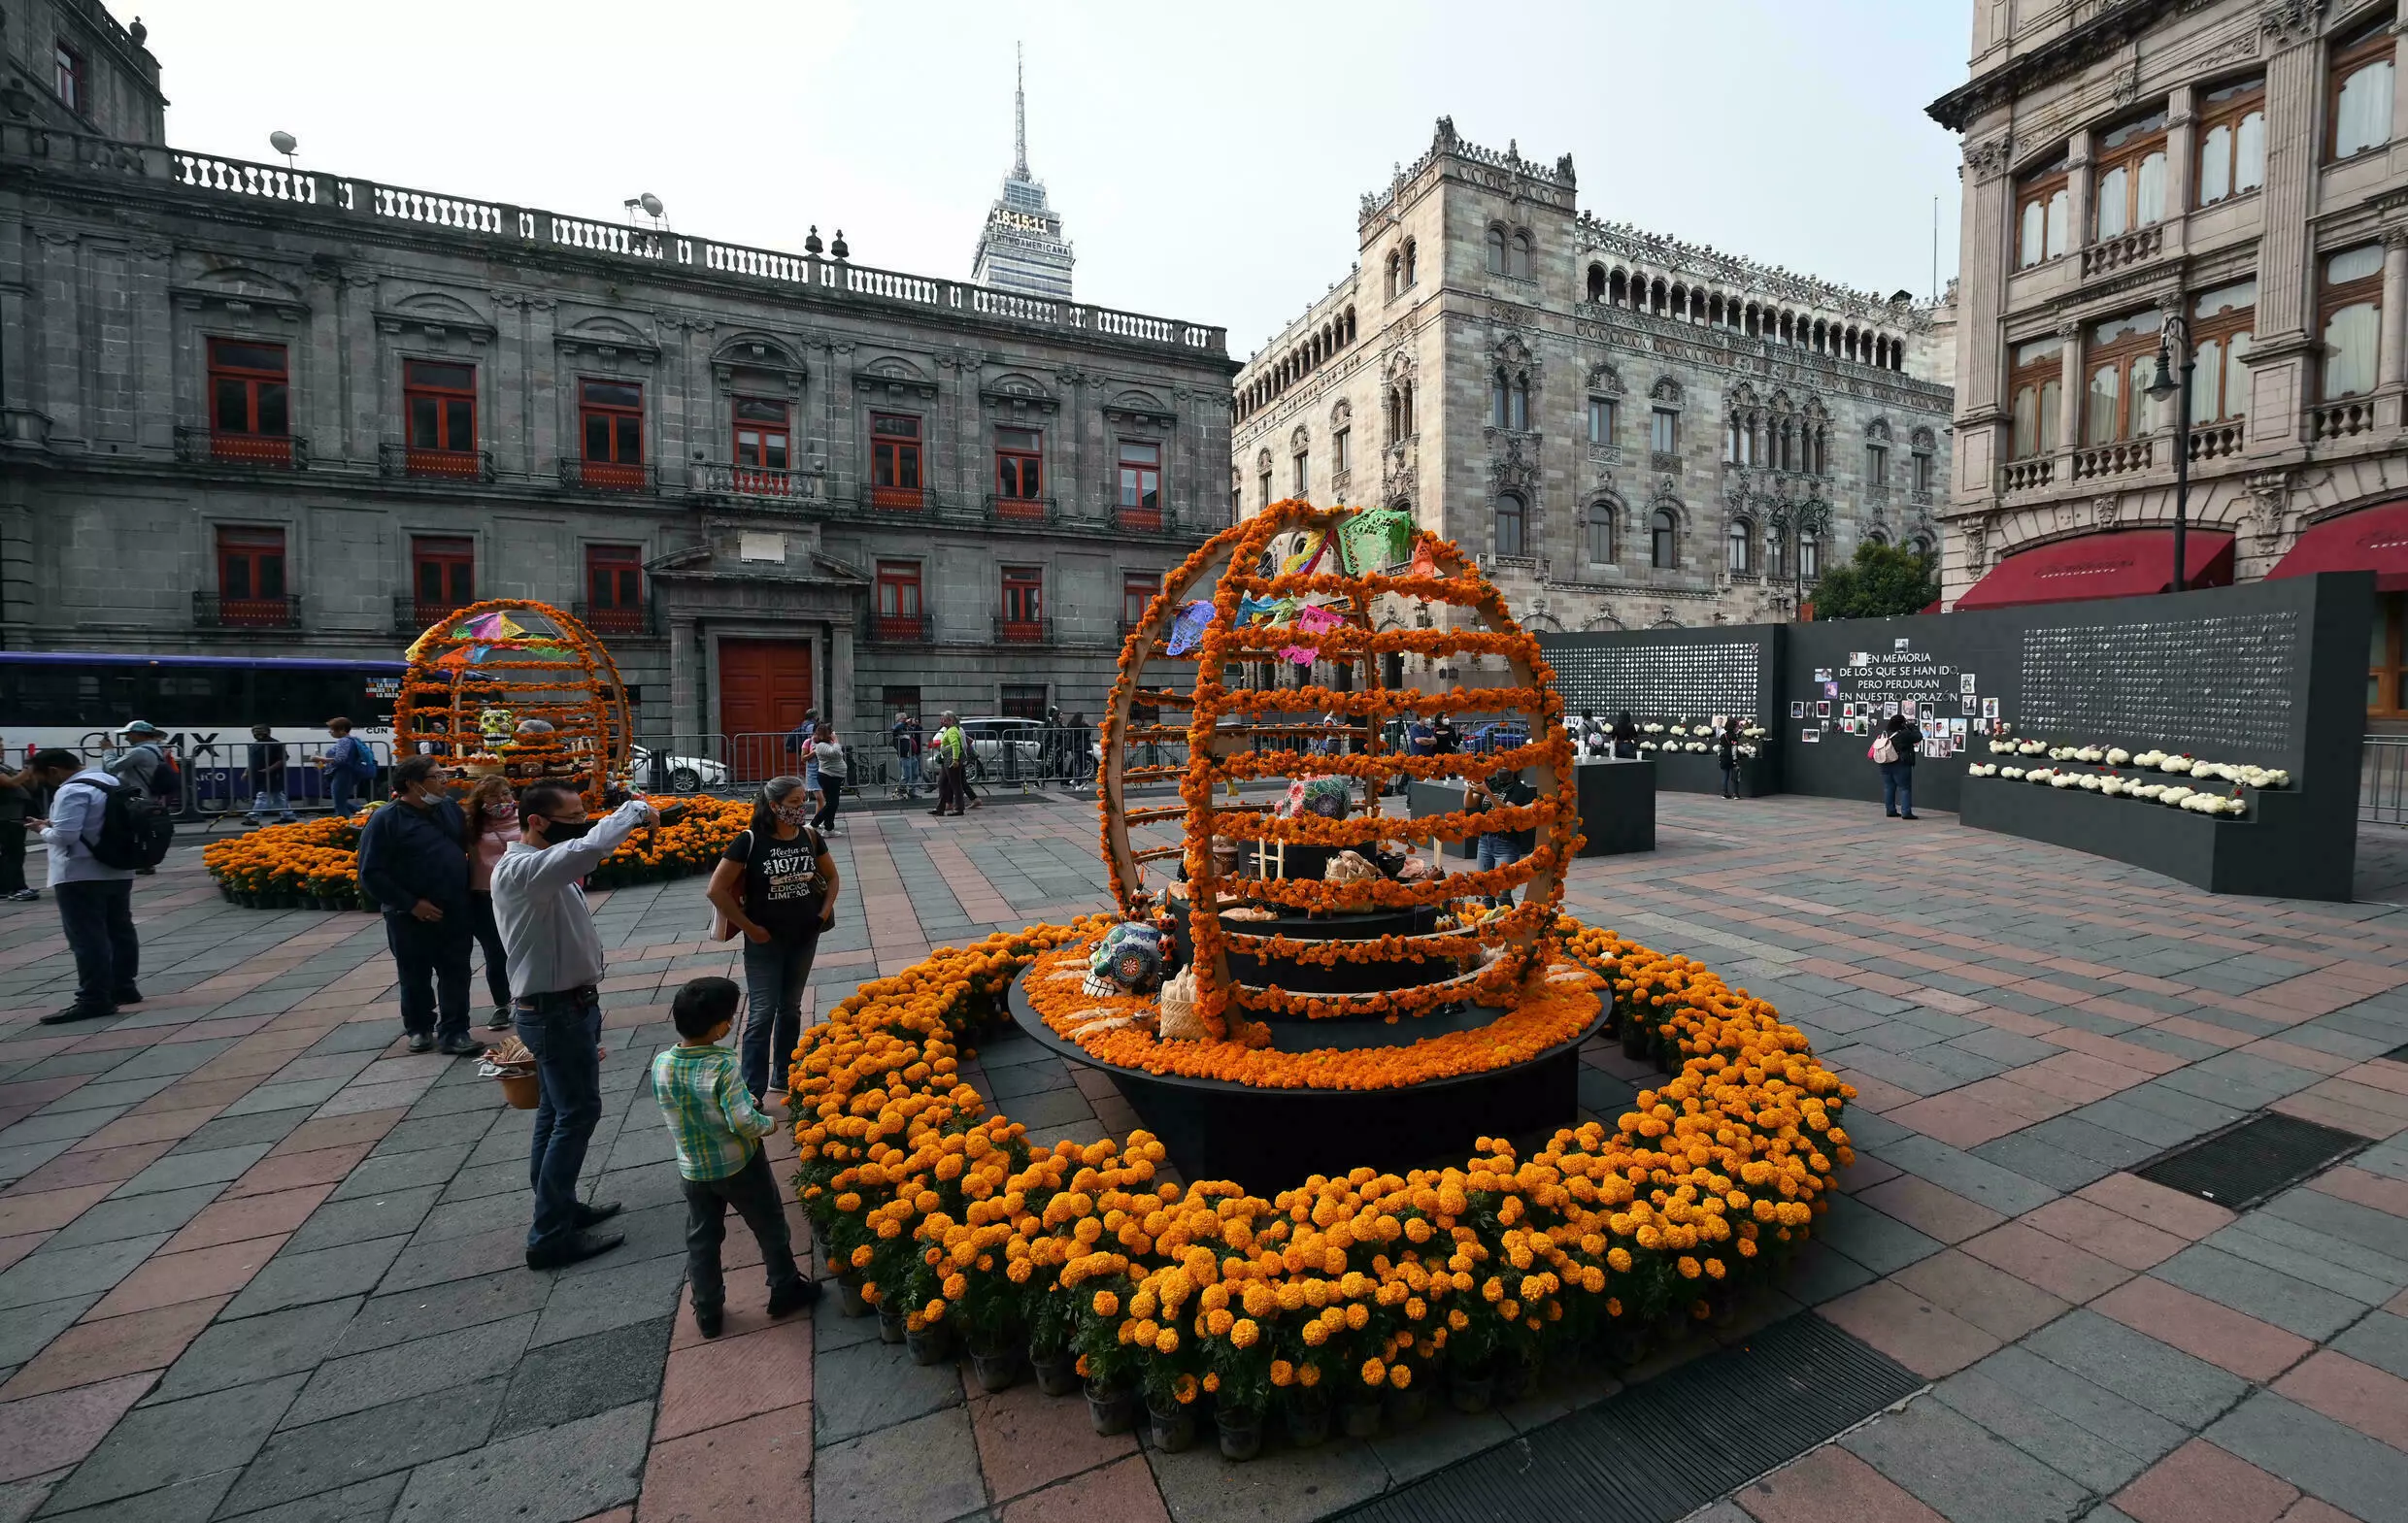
xmin=0 ymin=1 xmax=1234 ymax=744
xmin=1930 ymin=0 xmax=2408 ymax=660
xmin=1229 ymin=119 xmax=1956 ymax=635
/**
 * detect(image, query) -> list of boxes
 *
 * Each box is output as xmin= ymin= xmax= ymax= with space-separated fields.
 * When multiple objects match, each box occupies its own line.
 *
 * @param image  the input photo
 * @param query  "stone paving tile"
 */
xmin=387 ymin=1400 xmax=652 ymax=1523
xmin=35 ymin=1371 xmax=303 ymax=1514
xmin=2112 ymin=1437 xmax=2300 ymax=1523
xmin=493 ymin=1317 xmax=671 ymax=1440
xmin=2206 ymin=1391 xmax=2408 ymax=1523
xmin=217 ymin=1375 xmax=510 ymax=1515
xmin=1737 ymin=1444 xmax=1950 ymax=1523
xmin=635 ymin=1401 xmax=813 ymax=1523
xmin=1819 ymin=1280 xmax=2003 ymax=1377
xmin=146 ymin=1296 xmax=363 ymax=1404
xmin=814 ymin=1406 xmax=987 ymax=1523
xmin=2019 ymin=1309 xmax=2251 ymax=1429
xmin=1000 ymin=1453 xmax=1170 ymax=1523
xmin=0 ymin=1371 xmax=154 ymax=1485
xmin=1841 ymin=1395 xmax=2093 ymax=1523
xmin=0 ymin=1296 xmax=226 ymax=1402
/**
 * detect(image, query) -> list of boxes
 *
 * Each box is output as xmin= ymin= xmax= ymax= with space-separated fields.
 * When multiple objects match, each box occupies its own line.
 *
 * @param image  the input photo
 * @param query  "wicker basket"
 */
xmin=479 ymin=1036 xmax=540 ymax=1109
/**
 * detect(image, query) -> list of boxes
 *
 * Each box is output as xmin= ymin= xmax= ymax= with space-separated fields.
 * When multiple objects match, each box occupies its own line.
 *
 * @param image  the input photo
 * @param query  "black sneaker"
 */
xmin=6 ymin=889 xmax=36 ymax=902
xmin=766 ymin=1278 xmax=820 ymax=1317
xmin=436 ymin=1034 xmax=486 ymax=1057
xmin=38 ymin=1004 xmax=114 ymax=1025
xmin=486 ymin=1007 xmax=513 ymax=1030
xmin=1900 ymin=813 xmax=1921 ymax=820
xmin=525 ymin=1231 xmax=624 ymax=1271
xmin=405 ymin=1033 xmax=435 ymax=1054
xmin=693 ymin=1304 xmax=724 ymax=1339
xmin=111 ymin=987 xmax=143 ymax=1006
xmin=573 ymin=1201 xmax=623 ymax=1228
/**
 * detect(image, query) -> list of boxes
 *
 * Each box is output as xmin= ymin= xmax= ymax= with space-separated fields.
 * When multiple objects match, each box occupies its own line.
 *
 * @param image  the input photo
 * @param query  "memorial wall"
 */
xmin=1539 ymin=572 xmax=2372 ymax=899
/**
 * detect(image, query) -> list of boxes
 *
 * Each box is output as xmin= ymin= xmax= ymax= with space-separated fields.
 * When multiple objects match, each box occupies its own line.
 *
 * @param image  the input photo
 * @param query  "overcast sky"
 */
xmin=125 ymin=1 xmax=1970 ymax=360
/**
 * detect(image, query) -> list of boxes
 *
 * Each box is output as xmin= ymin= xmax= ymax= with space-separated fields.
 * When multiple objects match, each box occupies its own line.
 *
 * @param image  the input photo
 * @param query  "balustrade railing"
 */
xmin=692 ymin=462 xmax=819 ymax=501
xmin=987 ymin=492 xmax=1053 ymax=524
xmin=2315 ymin=399 xmax=2376 ymax=442
xmin=557 ymin=457 xmax=655 ymax=492
xmin=865 ymin=613 xmax=931 ymax=645
xmin=571 ymin=599 xmax=652 ymax=636
xmin=193 ymin=592 xmax=300 ymax=630
xmin=994 ymin=615 xmax=1053 ymax=646
xmin=5 ymin=124 xmax=1227 ymax=355
xmin=174 ymin=425 xmax=306 ymax=469
xmin=2189 ymin=421 xmax=2245 ymax=463
xmin=2070 ymin=439 xmax=2155 ymax=481
xmin=870 ymin=484 xmax=926 ymax=512
xmin=2000 ymin=458 xmax=2055 ymax=493
xmin=379 ymin=443 xmax=493 ymax=481
xmin=2081 ymin=224 xmax=2164 ymax=279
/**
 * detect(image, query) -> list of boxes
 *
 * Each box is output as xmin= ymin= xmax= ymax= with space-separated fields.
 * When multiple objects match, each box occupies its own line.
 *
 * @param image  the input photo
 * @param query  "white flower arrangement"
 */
xmin=2097 ymin=776 xmax=2127 ymax=796
xmin=2105 ymin=748 xmax=2131 ymax=766
xmin=2017 ymin=740 xmax=2047 ymax=755
xmin=2073 ymin=774 xmax=2102 ymax=791
xmin=1990 ymin=741 xmax=2016 ymax=755
xmin=2051 ymin=772 xmax=2081 ymax=788
xmin=2240 ymin=767 xmax=2290 ymax=788
xmin=1738 ymin=744 xmax=1760 ymax=758
xmin=1691 ymin=724 xmax=1714 ymax=737
xmin=2025 ymin=767 xmax=2057 ymax=784
xmin=1968 ymin=762 xmax=1999 ymax=778
xmin=2075 ymin=746 xmax=2105 ymax=763
xmin=1684 ymin=741 xmax=1709 ymax=752
xmin=1999 ymin=765 xmax=2025 ymax=779
xmin=1642 ymin=722 xmax=1665 ymax=735
xmin=2158 ymin=755 xmax=2194 ymax=775
xmin=1742 ymin=726 xmax=1767 ymax=740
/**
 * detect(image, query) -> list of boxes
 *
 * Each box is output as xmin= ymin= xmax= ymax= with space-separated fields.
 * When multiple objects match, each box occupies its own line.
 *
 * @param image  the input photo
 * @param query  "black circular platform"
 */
xmin=1007 ymin=958 xmax=1607 ymax=1193
xmin=1167 ymin=903 xmax=1456 ymax=1002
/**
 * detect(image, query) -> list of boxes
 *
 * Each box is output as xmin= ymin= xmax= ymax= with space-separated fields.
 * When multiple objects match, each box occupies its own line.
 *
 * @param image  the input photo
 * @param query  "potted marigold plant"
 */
xmin=1021 ymin=1273 xmax=1079 ymax=1396
xmin=1138 ymin=1341 xmax=1202 ymax=1453
xmin=1203 ymin=1314 xmax=1272 ymax=1461
xmin=1271 ymin=1353 xmax=1330 ymax=1447
xmin=956 ymin=1255 xmax=1023 ymax=1391
xmin=1070 ymin=1277 xmax=1139 ymax=1436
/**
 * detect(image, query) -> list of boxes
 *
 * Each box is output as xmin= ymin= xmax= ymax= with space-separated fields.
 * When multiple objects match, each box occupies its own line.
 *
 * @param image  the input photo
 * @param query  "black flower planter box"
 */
xmin=1641 ymin=747 xmax=1777 ymax=798
xmin=1957 ymin=778 xmax=2347 ymax=901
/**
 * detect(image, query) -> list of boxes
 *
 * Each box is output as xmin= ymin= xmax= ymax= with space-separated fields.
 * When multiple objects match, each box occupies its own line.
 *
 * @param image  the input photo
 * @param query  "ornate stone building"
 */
xmin=1930 ymin=0 xmax=2408 ymax=702
xmin=0 ymin=0 xmax=1234 ymax=741
xmin=1229 ymin=119 xmax=1956 ymax=634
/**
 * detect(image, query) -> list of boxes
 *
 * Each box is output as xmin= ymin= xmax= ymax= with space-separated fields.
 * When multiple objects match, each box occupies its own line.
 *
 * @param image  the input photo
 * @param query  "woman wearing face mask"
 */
xmin=705 ymin=776 xmax=841 ymax=1102
xmin=461 ymin=775 xmax=521 ymax=1028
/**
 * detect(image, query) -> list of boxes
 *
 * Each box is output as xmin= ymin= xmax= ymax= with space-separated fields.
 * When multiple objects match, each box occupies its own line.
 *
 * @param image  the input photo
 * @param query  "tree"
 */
xmin=1809 ymin=540 xmax=1939 ymax=619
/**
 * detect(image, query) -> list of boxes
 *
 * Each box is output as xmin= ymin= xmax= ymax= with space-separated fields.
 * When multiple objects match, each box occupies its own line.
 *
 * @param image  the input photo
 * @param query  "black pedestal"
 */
xmin=1573 ymin=760 xmax=1655 ymax=856
xmin=1647 ymin=749 xmax=1776 ymax=797
xmin=1956 ymin=778 xmax=2349 ymax=901
xmin=1008 ymin=966 xmax=1606 ymax=1193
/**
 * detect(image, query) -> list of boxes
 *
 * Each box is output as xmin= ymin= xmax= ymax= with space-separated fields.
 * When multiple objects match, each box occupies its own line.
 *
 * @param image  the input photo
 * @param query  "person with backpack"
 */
xmin=245 ymin=724 xmax=298 ymax=825
xmin=1872 ymin=712 xmax=1923 ymax=820
xmin=931 ymin=712 xmax=969 ymax=817
xmin=318 ymin=717 xmax=374 ymax=816
xmin=1717 ymin=716 xmax=1745 ymax=799
xmin=23 ymin=748 xmax=144 ymax=1024
xmin=106 ymin=721 xmax=178 ymax=806
xmin=357 ymin=755 xmax=483 ymax=1056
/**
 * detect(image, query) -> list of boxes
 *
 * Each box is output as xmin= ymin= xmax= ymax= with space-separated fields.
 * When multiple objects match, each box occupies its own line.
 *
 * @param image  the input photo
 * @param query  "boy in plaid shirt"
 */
xmin=652 ymin=977 xmax=816 ymax=1336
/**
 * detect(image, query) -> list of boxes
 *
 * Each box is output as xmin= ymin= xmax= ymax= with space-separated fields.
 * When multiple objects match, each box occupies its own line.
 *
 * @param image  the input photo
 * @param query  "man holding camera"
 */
xmin=491 ymin=784 xmax=663 ymax=1271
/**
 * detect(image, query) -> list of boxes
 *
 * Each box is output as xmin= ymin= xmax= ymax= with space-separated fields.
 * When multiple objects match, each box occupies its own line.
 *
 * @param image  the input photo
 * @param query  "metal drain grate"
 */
xmin=1335 ymin=1312 xmax=1923 ymax=1523
xmin=2134 ymin=1112 xmax=2370 ymax=1213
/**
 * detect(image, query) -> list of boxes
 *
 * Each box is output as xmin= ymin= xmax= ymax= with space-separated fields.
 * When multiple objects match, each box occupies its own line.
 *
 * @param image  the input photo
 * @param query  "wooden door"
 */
xmin=719 ymin=639 xmax=813 ymax=779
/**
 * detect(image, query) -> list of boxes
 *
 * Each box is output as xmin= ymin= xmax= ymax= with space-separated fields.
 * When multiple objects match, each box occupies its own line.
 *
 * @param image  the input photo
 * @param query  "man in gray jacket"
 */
xmin=23 ymin=749 xmax=139 ymax=1024
xmin=492 ymin=782 xmax=655 ymax=1271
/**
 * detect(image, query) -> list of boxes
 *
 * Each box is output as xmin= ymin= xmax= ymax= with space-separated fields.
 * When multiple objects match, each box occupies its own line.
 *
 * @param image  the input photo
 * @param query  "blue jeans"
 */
xmin=1721 ymin=760 xmax=1741 ymax=798
xmin=517 ymin=990 xmax=604 ymax=1254
xmin=251 ymin=789 xmax=292 ymax=817
xmin=900 ymin=752 xmax=924 ymax=795
xmin=1476 ymin=833 xmax=1522 ymax=907
xmin=56 ymin=878 xmax=138 ymax=1010
xmin=741 ymin=932 xmax=820 ymax=1100
xmin=1881 ymin=763 xmax=1914 ymax=816
xmin=328 ymin=769 xmax=362 ymax=815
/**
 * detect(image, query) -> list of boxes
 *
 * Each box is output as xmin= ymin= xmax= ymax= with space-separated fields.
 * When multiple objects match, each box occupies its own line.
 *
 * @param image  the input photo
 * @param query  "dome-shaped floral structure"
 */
xmin=397 ymin=599 xmax=631 ymax=808
xmin=1098 ymin=500 xmax=1582 ymax=1042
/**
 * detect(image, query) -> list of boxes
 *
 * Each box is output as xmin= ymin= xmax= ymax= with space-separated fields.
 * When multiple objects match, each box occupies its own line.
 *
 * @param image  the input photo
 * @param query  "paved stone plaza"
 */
xmin=0 ymin=794 xmax=2405 ymax=1523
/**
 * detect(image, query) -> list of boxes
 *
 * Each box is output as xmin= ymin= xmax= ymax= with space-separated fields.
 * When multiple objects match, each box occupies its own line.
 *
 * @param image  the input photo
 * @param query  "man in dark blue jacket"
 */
xmin=358 ymin=755 xmax=482 ymax=1055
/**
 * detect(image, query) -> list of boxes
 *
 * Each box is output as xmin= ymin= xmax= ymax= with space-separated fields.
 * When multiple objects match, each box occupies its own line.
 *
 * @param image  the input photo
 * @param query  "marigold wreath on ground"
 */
xmin=790 ymin=915 xmax=1856 ymax=1442
xmin=201 ymin=795 xmax=751 ymax=908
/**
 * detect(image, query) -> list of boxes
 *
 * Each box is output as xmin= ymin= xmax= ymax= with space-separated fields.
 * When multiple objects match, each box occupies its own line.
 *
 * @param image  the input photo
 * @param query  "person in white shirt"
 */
xmin=809 ymin=725 xmax=847 ymax=835
xmin=490 ymin=782 xmax=654 ymax=1270
xmin=22 ymin=749 xmax=140 ymax=1025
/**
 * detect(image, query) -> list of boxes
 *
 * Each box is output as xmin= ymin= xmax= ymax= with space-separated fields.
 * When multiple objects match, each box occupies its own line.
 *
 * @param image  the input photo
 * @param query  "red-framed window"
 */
xmin=875 ymin=560 xmax=924 ymax=642
xmin=871 ymin=414 xmax=923 ymax=509
xmin=584 ymin=544 xmax=644 ymax=633
xmin=1121 ymin=572 xmax=1161 ymax=630
xmin=1000 ymin=565 xmax=1044 ymax=641
xmin=995 ymin=426 xmax=1044 ymax=518
xmin=53 ymin=45 xmax=84 ymax=114
xmin=411 ymin=536 xmax=475 ymax=625
xmin=1118 ymin=440 xmax=1162 ymax=529
xmin=578 ymin=379 xmax=645 ymax=489
xmin=216 ymin=526 xmax=288 ymax=625
xmin=209 ymin=339 xmax=293 ymax=465
xmin=403 ymin=359 xmax=477 ymax=477
xmin=732 ymin=396 xmax=790 ymax=495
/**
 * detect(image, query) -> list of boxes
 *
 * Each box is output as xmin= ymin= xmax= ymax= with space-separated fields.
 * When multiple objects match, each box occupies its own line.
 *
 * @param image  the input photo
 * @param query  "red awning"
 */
xmin=1954 ymin=528 xmax=2236 ymax=611
xmin=2268 ymin=500 xmax=2408 ymax=591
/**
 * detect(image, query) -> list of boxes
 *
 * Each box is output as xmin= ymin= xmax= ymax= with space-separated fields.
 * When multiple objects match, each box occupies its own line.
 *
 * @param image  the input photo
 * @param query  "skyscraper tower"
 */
xmin=970 ymin=46 xmax=1074 ymax=301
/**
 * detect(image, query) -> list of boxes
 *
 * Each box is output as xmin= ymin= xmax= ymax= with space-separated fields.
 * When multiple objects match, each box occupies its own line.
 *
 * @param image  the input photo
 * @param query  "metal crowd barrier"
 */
xmin=2362 ymin=736 xmax=2408 ymax=825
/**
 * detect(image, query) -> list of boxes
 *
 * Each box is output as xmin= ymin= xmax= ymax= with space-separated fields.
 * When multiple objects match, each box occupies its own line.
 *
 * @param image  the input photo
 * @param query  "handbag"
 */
xmin=709 ymin=829 xmax=749 ymax=942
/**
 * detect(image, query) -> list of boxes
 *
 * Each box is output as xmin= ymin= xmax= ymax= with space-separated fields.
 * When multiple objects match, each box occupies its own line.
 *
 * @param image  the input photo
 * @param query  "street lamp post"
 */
xmin=2147 ymin=311 xmax=2194 ymax=594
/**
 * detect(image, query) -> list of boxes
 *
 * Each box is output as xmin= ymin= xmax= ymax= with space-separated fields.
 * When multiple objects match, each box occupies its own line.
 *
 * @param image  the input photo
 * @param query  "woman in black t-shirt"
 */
xmin=706 ymin=776 xmax=842 ymax=1100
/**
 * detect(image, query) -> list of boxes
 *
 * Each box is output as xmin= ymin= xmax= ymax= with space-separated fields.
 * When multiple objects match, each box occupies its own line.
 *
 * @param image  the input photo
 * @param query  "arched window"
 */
xmin=1509 ymin=231 xmax=1532 ymax=280
xmin=1863 ymin=528 xmax=1889 ymax=548
xmin=1403 ymin=239 xmax=1417 ymax=285
xmin=1345 ymin=307 xmax=1356 ymax=344
xmin=1490 ymin=368 xmax=1509 ymax=427
xmin=1726 ymin=519 xmax=1753 ymax=575
xmin=1765 ymin=525 xmax=1786 ymax=579
xmin=1812 ymin=426 xmax=1828 ymax=477
xmin=1385 ymin=250 xmax=1400 ymax=298
xmin=1799 ymin=532 xmax=1821 ymax=581
xmin=1509 ymin=373 xmax=1529 ymax=431
xmin=1610 ymin=269 xmax=1628 ymax=306
xmin=1494 ymin=493 xmax=1526 ymax=558
xmin=1586 ymin=502 xmax=1614 ymax=565
xmin=1400 ymin=380 xmax=1415 ymax=436
xmin=1587 ymin=264 xmax=1606 ymax=302
xmin=1485 ymin=226 xmax=1508 ymax=275
xmin=1909 ymin=533 xmax=1934 ymax=560
xmin=1650 ymin=508 xmax=1677 ymax=570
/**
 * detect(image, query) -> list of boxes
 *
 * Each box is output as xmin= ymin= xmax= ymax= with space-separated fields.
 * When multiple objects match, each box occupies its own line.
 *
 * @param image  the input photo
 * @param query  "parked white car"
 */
xmin=629 ymin=745 xmax=729 ymax=791
xmin=959 ymin=717 xmax=1047 ymax=778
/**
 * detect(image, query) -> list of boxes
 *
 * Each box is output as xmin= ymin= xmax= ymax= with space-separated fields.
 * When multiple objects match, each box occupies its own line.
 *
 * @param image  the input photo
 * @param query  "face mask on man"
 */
xmin=537 ymin=814 xmax=593 ymax=842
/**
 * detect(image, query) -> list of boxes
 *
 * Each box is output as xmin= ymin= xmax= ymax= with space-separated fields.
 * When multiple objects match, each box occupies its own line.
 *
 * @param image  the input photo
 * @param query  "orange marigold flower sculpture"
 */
xmin=398 ymin=598 xmax=631 ymax=810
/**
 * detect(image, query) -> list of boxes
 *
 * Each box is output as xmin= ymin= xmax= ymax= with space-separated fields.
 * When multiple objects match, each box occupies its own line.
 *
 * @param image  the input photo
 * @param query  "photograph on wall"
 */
xmin=1893 ymin=638 xmax=1911 ymax=650
xmin=1800 ymin=728 xmax=1820 ymax=743
xmin=1952 ymin=731 xmax=1966 ymax=754
xmin=1823 ymin=680 xmax=1840 ymax=698
xmin=1960 ymin=673 xmax=1978 ymax=694
xmin=1902 ymin=700 xmax=1918 ymax=720
xmin=1842 ymin=702 xmax=1856 ymax=718
xmin=1816 ymin=701 xmax=1830 ymax=717
xmin=1814 ymin=669 xmax=1832 ymax=683
xmin=1884 ymin=701 xmax=1900 ymax=718
xmin=1962 ymin=695 xmax=1978 ymax=714
xmin=1849 ymin=652 xmax=1869 ymax=667
xmin=1983 ymin=698 xmax=1999 ymax=718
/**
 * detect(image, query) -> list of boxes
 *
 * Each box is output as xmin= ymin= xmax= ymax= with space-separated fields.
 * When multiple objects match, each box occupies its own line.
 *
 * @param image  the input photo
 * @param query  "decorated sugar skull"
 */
xmin=478 ymin=707 xmax=517 ymax=742
xmin=1084 ymin=920 xmax=1169 ymax=997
